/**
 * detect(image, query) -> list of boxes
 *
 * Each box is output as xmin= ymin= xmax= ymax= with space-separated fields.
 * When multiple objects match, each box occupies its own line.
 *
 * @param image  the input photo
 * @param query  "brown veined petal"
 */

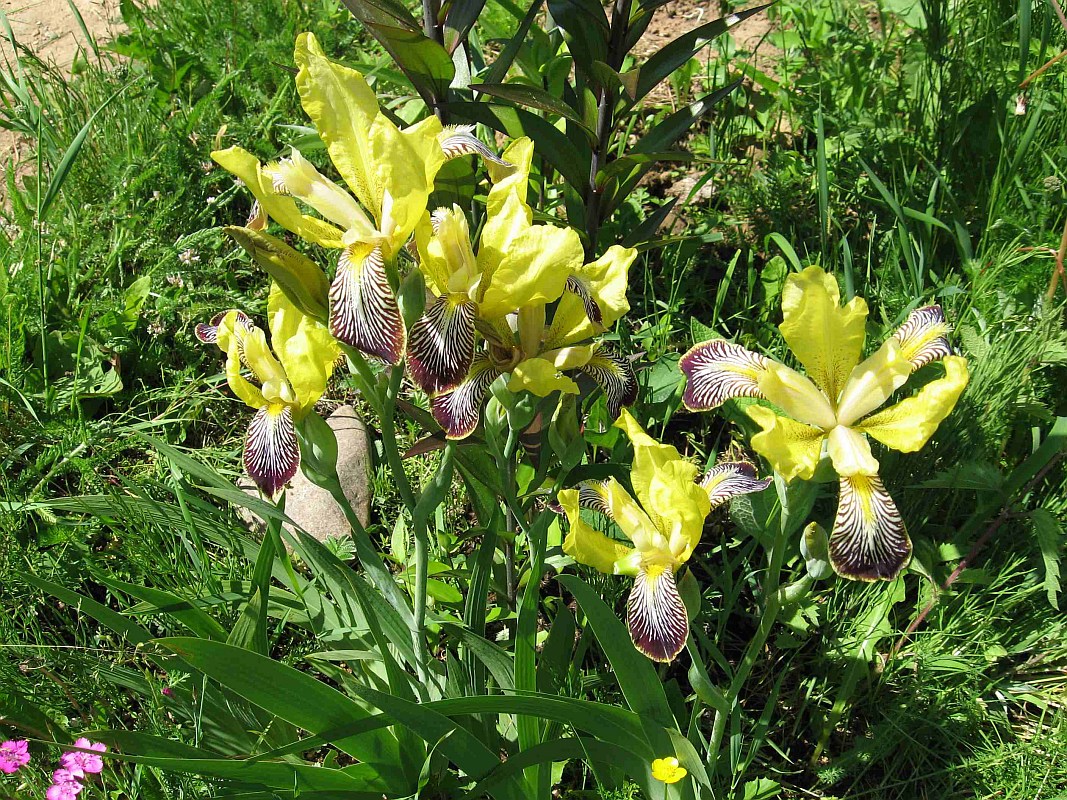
xmin=679 ymin=339 xmax=770 ymax=411
xmin=195 ymin=310 xmax=251 ymax=346
xmin=891 ymin=305 xmax=952 ymax=371
xmin=407 ymin=294 xmax=477 ymax=394
xmin=699 ymin=462 xmax=773 ymax=509
xmin=438 ymin=125 xmax=513 ymax=167
xmin=548 ymin=480 xmax=611 ymax=516
xmin=829 ymin=474 xmax=912 ymax=581
xmin=329 ymin=245 xmax=405 ymax=365
xmin=577 ymin=343 xmax=638 ymax=419
xmin=430 ymin=356 xmax=503 ymax=439
xmin=564 ymin=275 xmax=603 ymax=326
xmin=627 ymin=564 xmax=689 ymax=663
xmin=244 ymin=403 xmax=300 ymax=498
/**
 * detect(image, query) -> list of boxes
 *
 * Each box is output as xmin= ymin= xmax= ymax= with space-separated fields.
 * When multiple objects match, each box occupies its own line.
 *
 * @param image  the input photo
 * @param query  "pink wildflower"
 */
xmin=0 ymin=739 xmax=30 ymax=774
xmin=161 ymin=687 xmax=173 ymax=697
xmin=59 ymin=738 xmax=106 ymax=776
xmin=46 ymin=769 xmax=83 ymax=800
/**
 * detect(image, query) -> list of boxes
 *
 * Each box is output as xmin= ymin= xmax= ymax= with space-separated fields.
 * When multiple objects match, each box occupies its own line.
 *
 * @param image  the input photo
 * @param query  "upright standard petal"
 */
xmin=747 ymin=405 xmax=826 ymax=482
xmin=830 ymin=474 xmax=911 ymax=581
xmin=245 ymin=404 xmax=300 ymax=498
xmin=856 ymin=355 xmax=969 ymax=452
xmin=779 ymin=266 xmax=868 ymax=402
xmin=614 ymin=409 xmax=686 ymax=512
xmin=548 ymin=246 xmax=637 ymax=347
xmin=679 ymin=339 xmax=770 ymax=411
xmin=267 ymin=285 xmax=339 ymax=414
xmin=558 ymin=488 xmax=636 ymax=574
xmin=407 ymin=295 xmax=477 ymax=394
xmin=487 ymin=137 xmax=534 ymax=215
xmin=645 ymin=458 xmax=709 ymax=563
xmin=478 ymin=222 xmax=582 ymax=319
xmin=627 ymin=565 xmax=689 ymax=663
xmin=700 ymin=462 xmax=773 ymax=509
xmin=891 ymin=305 xmax=953 ymax=370
xmin=834 ymin=338 xmax=913 ymax=426
xmin=576 ymin=342 xmax=639 ymax=419
xmin=430 ymin=356 xmax=503 ymax=439
xmin=293 ymin=32 xmax=380 ymax=210
xmin=329 ymin=245 xmax=406 ymax=364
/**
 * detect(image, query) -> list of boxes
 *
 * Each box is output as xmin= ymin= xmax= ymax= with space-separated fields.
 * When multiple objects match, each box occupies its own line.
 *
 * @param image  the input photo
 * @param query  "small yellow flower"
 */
xmin=651 ymin=757 xmax=687 ymax=784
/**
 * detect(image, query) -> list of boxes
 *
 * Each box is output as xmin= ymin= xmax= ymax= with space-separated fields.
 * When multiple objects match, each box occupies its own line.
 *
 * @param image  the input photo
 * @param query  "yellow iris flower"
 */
xmin=211 ymin=33 xmax=502 ymax=365
xmin=679 ymin=266 xmax=969 ymax=581
xmin=410 ymin=137 xmax=639 ymax=438
xmin=557 ymin=410 xmax=770 ymax=662
xmin=196 ymin=285 xmax=339 ymax=497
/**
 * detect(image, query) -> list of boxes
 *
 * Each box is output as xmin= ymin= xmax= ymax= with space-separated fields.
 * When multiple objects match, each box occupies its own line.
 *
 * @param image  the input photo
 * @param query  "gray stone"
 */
xmin=238 ymin=405 xmax=372 ymax=542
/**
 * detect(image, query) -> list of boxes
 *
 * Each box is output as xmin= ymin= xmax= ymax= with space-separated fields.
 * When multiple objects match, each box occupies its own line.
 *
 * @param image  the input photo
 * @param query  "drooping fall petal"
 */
xmin=699 ymin=462 xmax=773 ymax=508
xmin=430 ymin=356 xmax=503 ymax=439
xmin=778 ymin=266 xmax=868 ymax=402
xmin=329 ymin=245 xmax=406 ymax=364
xmin=407 ymin=295 xmax=477 ymax=394
xmin=576 ymin=343 xmax=639 ymax=419
xmin=856 ymin=355 xmax=969 ymax=452
xmin=244 ymin=404 xmax=300 ymax=498
xmin=438 ymin=125 xmax=513 ymax=167
xmin=627 ymin=565 xmax=688 ymax=663
xmin=679 ymin=339 xmax=770 ymax=411
xmin=892 ymin=305 xmax=953 ymax=371
xmin=195 ymin=310 xmax=251 ymax=347
xmin=829 ymin=474 xmax=911 ymax=581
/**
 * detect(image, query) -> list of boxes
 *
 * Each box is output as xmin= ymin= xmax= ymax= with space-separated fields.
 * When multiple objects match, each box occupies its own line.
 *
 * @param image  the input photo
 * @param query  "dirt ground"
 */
xmin=0 ymin=0 xmax=122 ymax=70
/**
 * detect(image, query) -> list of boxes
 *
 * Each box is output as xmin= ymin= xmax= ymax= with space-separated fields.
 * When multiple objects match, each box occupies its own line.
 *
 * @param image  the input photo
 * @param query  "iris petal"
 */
xmin=329 ymin=245 xmax=406 ymax=365
xmin=244 ymin=404 xmax=301 ymax=498
xmin=779 ymin=266 xmax=868 ymax=402
xmin=699 ymin=462 xmax=773 ymax=509
xmin=407 ymin=294 xmax=477 ymax=394
xmin=558 ymin=487 xmax=636 ymax=575
xmin=747 ymin=405 xmax=826 ymax=482
xmin=430 ymin=356 xmax=503 ymax=439
xmin=757 ymin=361 xmax=836 ymax=430
xmin=679 ymin=339 xmax=769 ymax=411
xmin=892 ymin=305 xmax=953 ymax=370
xmin=830 ymin=474 xmax=911 ymax=581
xmin=856 ymin=355 xmax=969 ymax=452
xmin=627 ymin=565 xmax=688 ymax=663
xmin=576 ymin=342 xmax=639 ymax=419
xmin=834 ymin=338 xmax=913 ymax=426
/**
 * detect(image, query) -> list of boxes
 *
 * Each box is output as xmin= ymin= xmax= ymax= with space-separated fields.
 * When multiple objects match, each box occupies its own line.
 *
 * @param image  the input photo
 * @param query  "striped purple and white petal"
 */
xmin=891 ymin=305 xmax=953 ymax=371
xmin=564 ymin=275 xmax=603 ymax=326
xmin=699 ymin=462 xmax=772 ymax=509
xmin=439 ymin=125 xmax=513 ymax=167
xmin=244 ymin=404 xmax=300 ymax=498
xmin=577 ymin=343 xmax=638 ymax=419
xmin=194 ymin=310 xmax=252 ymax=346
xmin=679 ymin=339 xmax=770 ymax=411
xmin=329 ymin=245 xmax=406 ymax=365
xmin=407 ymin=294 xmax=478 ymax=394
xmin=627 ymin=565 xmax=688 ymax=663
xmin=430 ymin=355 xmax=504 ymax=440
xmin=829 ymin=474 xmax=912 ymax=581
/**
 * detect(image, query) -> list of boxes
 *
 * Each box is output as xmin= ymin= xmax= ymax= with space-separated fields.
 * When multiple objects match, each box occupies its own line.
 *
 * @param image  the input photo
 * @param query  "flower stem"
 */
xmin=707 ymin=520 xmax=789 ymax=771
xmin=381 ymin=365 xmax=417 ymax=512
